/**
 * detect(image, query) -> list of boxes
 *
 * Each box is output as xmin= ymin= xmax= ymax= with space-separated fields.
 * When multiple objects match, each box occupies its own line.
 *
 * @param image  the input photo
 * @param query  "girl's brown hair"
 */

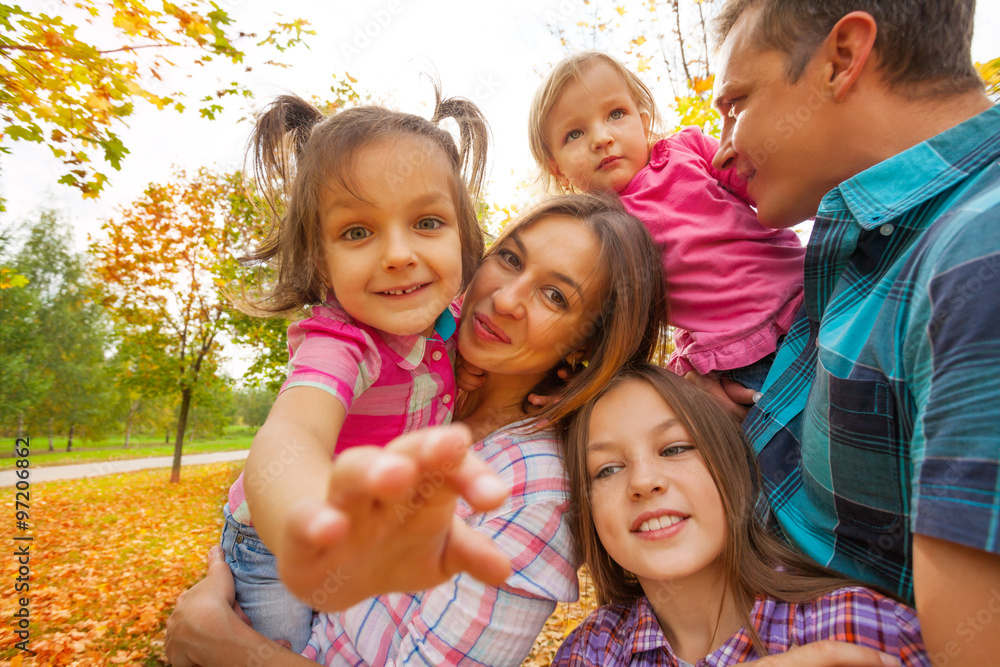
xmin=240 ymin=84 xmax=489 ymax=316
xmin=486 ymin=193 xmax=668 ymax=429
xmin=528 ymin=51 xmax=661 ymax=194
xmin=565 ymin=364 xmax=877 ymax=657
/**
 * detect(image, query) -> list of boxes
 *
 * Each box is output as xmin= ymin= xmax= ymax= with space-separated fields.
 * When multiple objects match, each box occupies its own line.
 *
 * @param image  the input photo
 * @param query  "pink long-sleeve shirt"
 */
xmin=619 ymin=127 xmax=806 ymax=375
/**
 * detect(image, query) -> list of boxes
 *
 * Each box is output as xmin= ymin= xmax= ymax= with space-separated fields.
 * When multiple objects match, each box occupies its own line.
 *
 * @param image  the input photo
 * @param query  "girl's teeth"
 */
xmin=385 ymin=285 xmax=421 ymax=295
xmin=639 ymin=515 xmax=683 ymax=532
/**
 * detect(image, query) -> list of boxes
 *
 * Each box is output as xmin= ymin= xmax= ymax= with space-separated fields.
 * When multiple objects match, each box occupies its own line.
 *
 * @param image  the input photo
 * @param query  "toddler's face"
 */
xmin=543 ymin=62 xmax=650 ymax=193
xmin=318 ymin=136 xmax=463 ymax=337
xmin=585 ymin=379 xmax=727 ymax=590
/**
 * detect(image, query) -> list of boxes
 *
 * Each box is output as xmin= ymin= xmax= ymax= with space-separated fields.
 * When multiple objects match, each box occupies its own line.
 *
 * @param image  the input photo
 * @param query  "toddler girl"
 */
xmin=530 ymin=52 xmax=805 ymax=391
xmin=556 ymin=363 xmax=928 ymax=665
xmin=222 ymin=89 xmax=489 ymax=652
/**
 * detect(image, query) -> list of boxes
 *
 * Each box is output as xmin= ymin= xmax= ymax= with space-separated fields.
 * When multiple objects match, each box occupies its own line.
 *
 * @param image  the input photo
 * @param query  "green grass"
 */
xmin=1 ymin=425 xmax=255 ymax=468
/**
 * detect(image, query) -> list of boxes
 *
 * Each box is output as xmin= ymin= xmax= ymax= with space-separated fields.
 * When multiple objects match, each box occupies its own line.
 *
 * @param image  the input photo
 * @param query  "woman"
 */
xmin=165 ymin=193 xmax=667 ymax=666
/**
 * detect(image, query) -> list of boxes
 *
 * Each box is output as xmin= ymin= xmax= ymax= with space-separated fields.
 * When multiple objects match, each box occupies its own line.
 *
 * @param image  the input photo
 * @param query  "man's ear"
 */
xmin=821 ymin=11 xmax=878 ymax=102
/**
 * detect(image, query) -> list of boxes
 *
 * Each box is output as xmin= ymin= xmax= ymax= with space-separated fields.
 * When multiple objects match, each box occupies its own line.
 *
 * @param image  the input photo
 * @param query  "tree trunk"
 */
xmin=48 ymin=417 xmax=54 ymax=451
xmin=66 ymin=423 xmax=75 ymax=452
xmin=16 ymin=413 xmax=24 ymax=440
xmin=170 ymin=387 xmax=193 ymax=483
xmin=124 ymin=399 xmax=140 ymax=448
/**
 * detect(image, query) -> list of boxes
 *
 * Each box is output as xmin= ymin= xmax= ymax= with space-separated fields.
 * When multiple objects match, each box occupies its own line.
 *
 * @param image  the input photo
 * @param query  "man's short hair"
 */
xmin=712 ymin=0 xmax=983 ymax=98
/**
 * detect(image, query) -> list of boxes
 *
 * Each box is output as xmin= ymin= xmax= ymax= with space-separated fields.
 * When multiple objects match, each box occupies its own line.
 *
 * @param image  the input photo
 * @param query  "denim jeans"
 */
xmin=220 ymin=504 xmax=313 ymax=654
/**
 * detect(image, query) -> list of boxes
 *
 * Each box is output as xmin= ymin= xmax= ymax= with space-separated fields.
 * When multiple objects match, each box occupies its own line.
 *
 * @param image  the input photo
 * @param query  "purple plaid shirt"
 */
xmin=553 ymin=587 xmax=929 ymax=666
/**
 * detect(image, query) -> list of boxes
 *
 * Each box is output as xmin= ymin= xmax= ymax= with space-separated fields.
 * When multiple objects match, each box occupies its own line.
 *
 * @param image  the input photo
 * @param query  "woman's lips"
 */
xmin=472 ymin=313 xmax=510 ymax=343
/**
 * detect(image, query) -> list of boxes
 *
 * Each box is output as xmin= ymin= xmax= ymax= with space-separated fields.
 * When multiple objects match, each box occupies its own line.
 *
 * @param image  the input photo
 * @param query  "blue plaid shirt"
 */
xmin=745 ymin=105 xmax=1000 ymax=604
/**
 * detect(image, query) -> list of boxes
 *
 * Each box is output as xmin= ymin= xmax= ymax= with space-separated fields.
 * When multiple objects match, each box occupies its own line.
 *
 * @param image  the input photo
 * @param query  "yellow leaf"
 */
xmin=692 ymin=74 xmax=715 ymax=93
xmin=636 ymin=56 xmax=653 ymax=73
xmin=633 ymin=36 xmax=647 ymax=46
xmin=616 ymin=5 xmax=626 ymax=15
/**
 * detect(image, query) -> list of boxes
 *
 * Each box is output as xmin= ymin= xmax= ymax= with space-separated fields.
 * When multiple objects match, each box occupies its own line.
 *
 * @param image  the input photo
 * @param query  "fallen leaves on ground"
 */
xmin=0 ymin=462 xmax=600 ymax=666
xmin=0 ymin=462 xmax=242 ymax=665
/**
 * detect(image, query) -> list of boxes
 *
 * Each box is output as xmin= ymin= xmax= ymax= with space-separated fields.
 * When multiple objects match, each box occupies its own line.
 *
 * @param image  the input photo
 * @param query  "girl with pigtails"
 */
xmin=219 ymin=87 xmax=505 ymax=653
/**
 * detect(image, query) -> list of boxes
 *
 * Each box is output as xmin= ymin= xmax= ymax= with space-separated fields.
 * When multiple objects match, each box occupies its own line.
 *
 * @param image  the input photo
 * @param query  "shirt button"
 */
xmin=431 ymin=350 xmax=443 ymax=362
xmin=443 ymin=394 xmax=452 ymax=404
xmin=880 ymin=224 xmax=894 ymax=236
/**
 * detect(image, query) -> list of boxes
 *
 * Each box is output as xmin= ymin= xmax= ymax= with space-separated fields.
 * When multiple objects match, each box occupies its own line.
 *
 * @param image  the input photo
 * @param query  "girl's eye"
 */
xmin=661 ymin=444 xmax=693 ymax=457
xmin=594 ymin=464 xmax=622 ymax=480
xmin=415 ymin=217 xmax=443 ymax=231
xmin=497 ymin=248 xmax=522 ymax=270
xmin=609 ymin=109 xmax=625 ymax=120
xmin=566 ymin=129 xmax=582 ymax=143
xmin=543 ymin=287 xmax=568 ymax=309
xmin=343 ymin=227 xmax=371 ymax=241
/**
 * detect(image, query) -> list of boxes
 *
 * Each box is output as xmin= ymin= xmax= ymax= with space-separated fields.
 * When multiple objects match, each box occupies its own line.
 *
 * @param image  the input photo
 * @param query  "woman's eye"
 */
xmin=566 ymin=129 xmax=582 ymax=142
xmin=415 ymin=217 xmax=443 ymax=231
xmin=609 ymin=109 xmax=625 ymax=120
xmin=343 ymin=227 xmax=371 ymax=241
xmin=497 ymin=249 xmax=522 ymax=270
xmin=543 ymin=287 xmax=568 ymax=308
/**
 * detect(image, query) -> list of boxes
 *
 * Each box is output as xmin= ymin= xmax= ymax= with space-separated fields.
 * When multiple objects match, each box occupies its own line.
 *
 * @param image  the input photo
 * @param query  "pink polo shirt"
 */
xmin=619 ymin=128 xmax=805 ymax=375
xmin=227 ymin=298 xmax=459 ymax=525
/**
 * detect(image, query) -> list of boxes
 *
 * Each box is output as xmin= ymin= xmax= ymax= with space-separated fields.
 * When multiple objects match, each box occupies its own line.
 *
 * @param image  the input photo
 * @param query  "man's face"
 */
xmin=711 ymin=9 xmax=848 ymax=228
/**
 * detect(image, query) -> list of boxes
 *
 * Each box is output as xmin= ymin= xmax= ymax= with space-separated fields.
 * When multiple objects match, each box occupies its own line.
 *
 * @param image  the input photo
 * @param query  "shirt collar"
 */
xmin=376 ymin=307 xmax=457 ymax=370
xmin=826 ymin=104 xmax=1000 ymax=231
xmin=626 ymin=596 xmax=670 ymax=658
xmin=323 ymin=294 xmax=457 ymax=371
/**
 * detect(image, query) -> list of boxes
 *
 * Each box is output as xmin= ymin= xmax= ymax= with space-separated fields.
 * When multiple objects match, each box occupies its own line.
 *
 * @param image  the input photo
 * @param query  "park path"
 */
xmin=0 ymin=449 xmax=249 ymax=487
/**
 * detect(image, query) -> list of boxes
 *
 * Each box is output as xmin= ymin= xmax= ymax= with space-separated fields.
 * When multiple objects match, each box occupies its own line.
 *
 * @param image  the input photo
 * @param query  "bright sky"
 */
xmin=5 ymin=0 xmax=999 ymax=251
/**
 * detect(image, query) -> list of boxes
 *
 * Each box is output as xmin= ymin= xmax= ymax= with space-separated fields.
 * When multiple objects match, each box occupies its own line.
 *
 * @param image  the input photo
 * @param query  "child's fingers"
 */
xmin=441 ymin=518 xmax=512 ymax=587
xmin=327 ymin=445 xmax=420 ymax=508
xmin=283 ymin=497 xmax=350 ymax=556
xmin=445 ymin=447 xmax=509 ymax=511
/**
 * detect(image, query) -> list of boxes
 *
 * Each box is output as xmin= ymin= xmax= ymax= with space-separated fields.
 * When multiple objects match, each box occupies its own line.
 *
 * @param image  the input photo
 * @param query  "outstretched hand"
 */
xmin=277 ymin=424 xmax=512 ymax=612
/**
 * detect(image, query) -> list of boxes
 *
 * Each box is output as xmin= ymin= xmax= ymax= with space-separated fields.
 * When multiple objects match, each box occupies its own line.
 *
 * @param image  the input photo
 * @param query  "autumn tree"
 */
xmin=93 ymin=167 xmax=255 ymax=482
xmin=0 ymin=1 xmax=312 ymax=197
xmin=0 ymin=210 xmax=111 ymax=446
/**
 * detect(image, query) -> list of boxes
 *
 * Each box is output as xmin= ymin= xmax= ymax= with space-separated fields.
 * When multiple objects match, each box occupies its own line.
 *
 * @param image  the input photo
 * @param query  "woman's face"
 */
xmin=458 ymin=214 xmax=606 ymax=382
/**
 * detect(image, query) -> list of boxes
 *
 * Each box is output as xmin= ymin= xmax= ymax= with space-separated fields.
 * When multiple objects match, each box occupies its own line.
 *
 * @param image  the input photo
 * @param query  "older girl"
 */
xmin=557 ymin=364 xmax=929 ymax=666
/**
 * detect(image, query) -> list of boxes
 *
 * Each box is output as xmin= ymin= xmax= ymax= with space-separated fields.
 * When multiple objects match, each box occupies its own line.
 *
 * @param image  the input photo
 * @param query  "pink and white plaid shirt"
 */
xmin=228 ymin=298 xmax=459 ymax=524
xmin=302 ymin=421 xmax=580 ymax=666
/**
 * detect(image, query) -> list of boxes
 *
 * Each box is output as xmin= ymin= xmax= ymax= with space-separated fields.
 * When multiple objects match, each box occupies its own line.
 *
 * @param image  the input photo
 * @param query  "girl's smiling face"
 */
xmin=585 ymin=379 xmax=728 ymax=590
xmin=457 ymin=214 xmax=606 ymax=383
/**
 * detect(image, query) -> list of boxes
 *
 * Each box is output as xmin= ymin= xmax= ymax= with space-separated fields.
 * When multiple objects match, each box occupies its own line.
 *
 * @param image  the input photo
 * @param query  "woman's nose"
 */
xmin=492 ymin=279 xmax=527 ymax=319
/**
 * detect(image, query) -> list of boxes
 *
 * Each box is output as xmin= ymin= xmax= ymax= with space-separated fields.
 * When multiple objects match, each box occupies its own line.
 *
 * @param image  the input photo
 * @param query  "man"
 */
xmin=709 ymin=0 xmax=999 ymax=664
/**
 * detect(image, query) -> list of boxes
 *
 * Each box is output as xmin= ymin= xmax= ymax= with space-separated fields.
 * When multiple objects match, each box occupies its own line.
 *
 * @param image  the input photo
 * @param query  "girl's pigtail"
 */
xmin=237 ymin=95 xmax=326 ymax=316
xmin=249 ymin=95 xmax=324 ymax=226
xmin=429 ymin=84 xmax=491 ymax=203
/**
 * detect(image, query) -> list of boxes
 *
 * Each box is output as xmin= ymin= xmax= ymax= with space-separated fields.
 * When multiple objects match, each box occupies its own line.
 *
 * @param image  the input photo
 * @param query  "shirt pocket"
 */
xmin=804 ymin=364 xmax=905 ymax=533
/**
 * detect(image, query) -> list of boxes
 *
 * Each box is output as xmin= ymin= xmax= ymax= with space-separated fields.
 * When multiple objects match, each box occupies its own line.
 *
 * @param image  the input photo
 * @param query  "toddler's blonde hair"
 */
xmin=528 ymin=51 xmax=661 ymax=193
